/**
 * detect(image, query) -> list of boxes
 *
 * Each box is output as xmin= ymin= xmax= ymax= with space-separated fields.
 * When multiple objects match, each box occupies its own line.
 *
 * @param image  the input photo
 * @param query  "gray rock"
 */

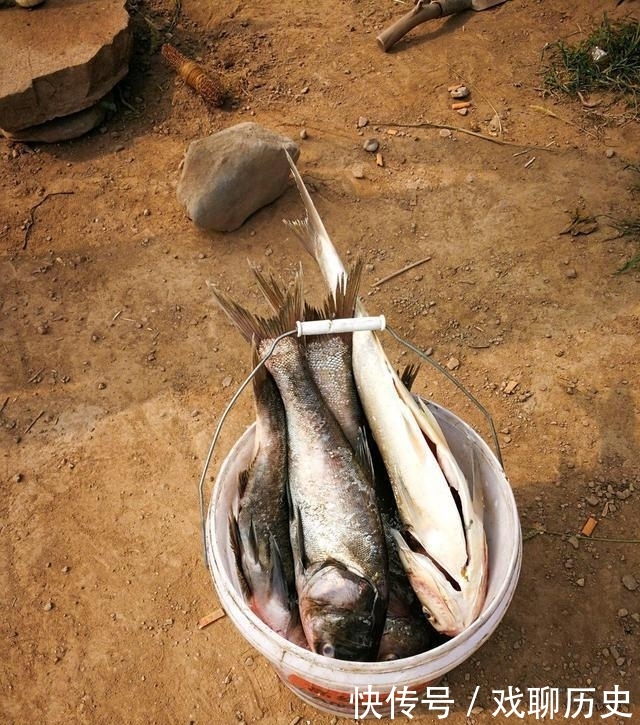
xmin=0 ymin=0 xmax=132 ymax=132
xmin=176 ymin=123 xmax=299 ymax=232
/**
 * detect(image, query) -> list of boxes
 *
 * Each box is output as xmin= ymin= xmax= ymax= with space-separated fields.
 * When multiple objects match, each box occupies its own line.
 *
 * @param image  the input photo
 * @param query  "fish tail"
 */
xmin=285 ymin=216 xmax=318 ymax=261
xmin=326 ymin=257 xmax=364 ymax=319
xmin=283 ymin=150 xmax=347 ymax=288
xmin=208 ymin=283 xmax=267 ymax=343
xmin=248 ymin=261 xmax=287 ymax=312
xmin=209 ymin=265 xmax=304 ymax=342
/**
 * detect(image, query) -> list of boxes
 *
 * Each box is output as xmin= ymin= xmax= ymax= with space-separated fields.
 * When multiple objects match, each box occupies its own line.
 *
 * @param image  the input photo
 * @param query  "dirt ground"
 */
xmin=2 ymin=0 xmax=639 ymax=723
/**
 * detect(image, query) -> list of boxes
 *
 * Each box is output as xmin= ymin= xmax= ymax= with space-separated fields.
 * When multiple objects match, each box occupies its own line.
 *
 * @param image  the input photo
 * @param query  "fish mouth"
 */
xmin=299 ymin=563 xmax=385 ymax=662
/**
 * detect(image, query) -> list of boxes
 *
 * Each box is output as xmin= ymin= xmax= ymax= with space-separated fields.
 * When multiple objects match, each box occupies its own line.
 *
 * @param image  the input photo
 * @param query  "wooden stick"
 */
xmin=372 ymin=255 xmax=432 ymax=287
xmin=369 ymin=120 xmax=557 ymax=150
xmin=197 ymin=608 xmax=226 ymax=629
xmin=24 ymin=410 xmax=45 ymax=434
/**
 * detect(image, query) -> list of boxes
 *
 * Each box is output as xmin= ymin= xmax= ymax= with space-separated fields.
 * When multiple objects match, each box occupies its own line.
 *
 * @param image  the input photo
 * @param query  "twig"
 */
xmin=372 ymin=256 xmax=432 ymax=287
xmin=0 ymin=397 xmax=8 ymax=415
xmin=167 ymin=0 xmax=182 ymax=33
xmin=370 ymin=120 xmax=556 ymax=150
xmin=22 ymin=191 xmax=74 ymax=250
xmin=524 ymin=528 xmax=640 ymax=544
xmin=529 ymin=104 xmax=600 ymax=140
xmin=24 ymin=410 xmax=45 ymax=434
xmin=27 ymin=369 xmax=44 ymax=383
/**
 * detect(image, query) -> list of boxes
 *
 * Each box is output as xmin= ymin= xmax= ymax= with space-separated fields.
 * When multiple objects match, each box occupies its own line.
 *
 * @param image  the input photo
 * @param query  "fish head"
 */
xmin=298 ymin=563 xmax=383 ymax=661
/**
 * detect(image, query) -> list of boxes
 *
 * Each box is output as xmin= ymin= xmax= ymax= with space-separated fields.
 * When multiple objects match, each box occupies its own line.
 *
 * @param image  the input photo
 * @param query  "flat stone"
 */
xmin=176 ymin=123 xmax=300 ymax=232
xmin=0 ymin=0 xmax=132 ymax=132
xmin=2 ymin=98 xmax=106 ymax=142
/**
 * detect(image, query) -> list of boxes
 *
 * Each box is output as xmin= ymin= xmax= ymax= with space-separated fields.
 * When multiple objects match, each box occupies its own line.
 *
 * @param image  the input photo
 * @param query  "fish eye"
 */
xmin=320 ymin=642 xmax=335 ymax=658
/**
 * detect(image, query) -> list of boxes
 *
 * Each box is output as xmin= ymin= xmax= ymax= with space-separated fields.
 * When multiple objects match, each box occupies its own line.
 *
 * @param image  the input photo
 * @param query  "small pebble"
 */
xmin=352 ymin=164 xmax=365 ymax=179
xmin=457 ymin=108 xmax=469 ymax=116
xmin=576 ymin=577 xmax=585 ymax=587
xmin=357 ymin=116 xmax=369 ymax=128
xmin=439 ymin=129 xmax=452 ymax=138
xmin=222 ymin=376 xmax=233 ymax=388
xmin=568 ymin=536 xmax=579 ymax=550
xmin=13 ymin=473 xmax=23 ymax=483
xmin=618 ymin=608 xmax=628 ymax=617
xmin=586 ymin=495 xmax=600 ymax=507
xmin=566 ymin=268 xmax=577 ymax=279
xmin=446 ymin=357 xmax=460 ymax=371
xmin=43 ymin=601 xmax=54 ymax=611
xmin=97 ymin=382 xmax=107 ymax=390
xmin=363 ymin=138 xmax=379 ymax=153
xmin=605 ymin=148 xmax=615 ymax=158
xmin=622 ymin=574 xmax=638 ymax=591
xmin=450 ymin=85 xmax=470 ymax=99
xmin=299 ymin=128 xmax=308 ymax=140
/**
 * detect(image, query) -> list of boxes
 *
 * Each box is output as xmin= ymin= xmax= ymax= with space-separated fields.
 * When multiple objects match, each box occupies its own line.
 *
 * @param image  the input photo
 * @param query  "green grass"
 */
xmin=543 ymin=15 xmax=640 ymax=116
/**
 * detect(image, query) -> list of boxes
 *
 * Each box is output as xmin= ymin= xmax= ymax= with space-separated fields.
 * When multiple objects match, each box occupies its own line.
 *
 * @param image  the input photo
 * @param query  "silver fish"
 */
xmin=284 ymin=151 xmax=488 ymax=637
xmin=213 ymin=272 xmax=389 ymax=661
xmin=250 ymin=260 xmax=366 ymax=451
xmin=212 ymin=293 xmax=305 ymax=646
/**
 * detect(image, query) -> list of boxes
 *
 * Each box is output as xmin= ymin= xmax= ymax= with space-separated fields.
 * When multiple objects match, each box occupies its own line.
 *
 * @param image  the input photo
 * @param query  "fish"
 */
xmin=376 ymin=364 xmax=439 ymax=660
xmin=250 ymin=259 xmax=366 ymax=451
xmin=283 ymin=151 xmax=488 ymax=637
xmin=211 ymin=270 xmax=389 ymax=661
xmin=213 ymin=293 xmax=305 ymax=646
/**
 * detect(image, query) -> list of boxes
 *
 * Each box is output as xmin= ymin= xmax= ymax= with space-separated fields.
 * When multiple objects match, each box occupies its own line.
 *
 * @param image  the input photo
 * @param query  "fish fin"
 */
xmin=354 ymin=426 xmax=376 ymax=485
xmin=208 ymin=283 xmax=270 ymax=343
xmin=228 ymin=511 xmax=252 ymax=600
xmin=248 ymin=261 xmax=287 ymax=312
xmin=326 ymin=257 xmax=364 ymax=319
xmin=283 ymin=150 xmax=347 ymax=289
xmin=290 ymin=503 xmax=309 ymax=572
xmin=209 ymin=266 xmax=305 ymax=342
xmin=268 ymin=532 xmax=295 ymax=606
xmin=238 ymin=467 xmax=251 ymax=499
xmin=399 ymin=363 xmax=421 ymax=391
xmin=249 ymin=338 xmax=267 ymax=390
xmin=282 ymin=150 xmax=329 ymax=261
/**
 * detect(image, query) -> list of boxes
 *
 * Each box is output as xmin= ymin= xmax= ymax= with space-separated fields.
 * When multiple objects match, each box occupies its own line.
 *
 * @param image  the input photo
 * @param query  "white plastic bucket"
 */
xmin=205 ymin=399 xmax=522 ymax=719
